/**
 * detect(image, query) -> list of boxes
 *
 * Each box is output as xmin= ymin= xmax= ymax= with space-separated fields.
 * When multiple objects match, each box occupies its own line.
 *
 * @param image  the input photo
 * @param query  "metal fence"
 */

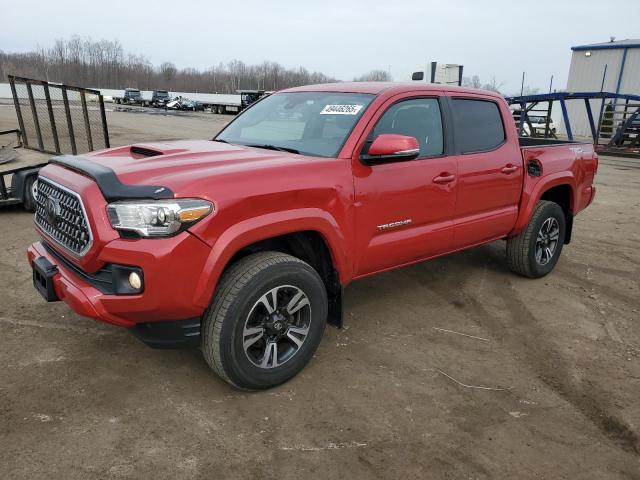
xmin=8 ymin=75 xmax=109 ymax=155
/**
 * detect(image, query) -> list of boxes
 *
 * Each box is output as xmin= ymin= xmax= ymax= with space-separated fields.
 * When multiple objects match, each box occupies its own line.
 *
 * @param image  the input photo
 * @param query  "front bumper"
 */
xmin=27 ymin=232 xmax=212 ymax=329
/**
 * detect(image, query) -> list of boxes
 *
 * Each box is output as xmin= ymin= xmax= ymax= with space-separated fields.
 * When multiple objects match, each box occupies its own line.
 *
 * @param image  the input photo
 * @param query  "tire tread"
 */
xmin=201 ymin=251 xmax=309 ymax=389
xmin=506 ymin=200 xmax=558 ymax=278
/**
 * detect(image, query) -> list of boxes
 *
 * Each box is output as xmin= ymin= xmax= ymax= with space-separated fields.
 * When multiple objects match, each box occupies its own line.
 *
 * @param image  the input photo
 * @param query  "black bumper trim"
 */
xmin=130 ymin=318 xmax=201 ymax=349
xmin=32 ymin=256 xmax=60 ymax=302
xmin=42 ymin=241 xmax=143 ymax=295
xmin=49 ymin=155 xmax=174 ymax=201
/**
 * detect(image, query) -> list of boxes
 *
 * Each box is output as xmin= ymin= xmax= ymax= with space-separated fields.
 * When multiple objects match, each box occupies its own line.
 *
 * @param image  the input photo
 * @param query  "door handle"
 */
xmin=501 ymin=164 xmax=519 ymax=174
xmin=433 ymin=173 xmax=456 ymax=184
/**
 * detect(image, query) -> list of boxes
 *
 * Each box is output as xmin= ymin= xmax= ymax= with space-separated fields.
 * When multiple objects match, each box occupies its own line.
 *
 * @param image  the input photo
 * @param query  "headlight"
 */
xmin=106 ymin=199 xmax=213 ymax=237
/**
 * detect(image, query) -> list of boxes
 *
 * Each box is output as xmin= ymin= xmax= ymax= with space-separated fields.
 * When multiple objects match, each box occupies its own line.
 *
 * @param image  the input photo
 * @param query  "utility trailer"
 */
xmin=1 ymin=75 xmax=110 ymax=211
xmin=0 ymin=129 xmax=48 ymax=210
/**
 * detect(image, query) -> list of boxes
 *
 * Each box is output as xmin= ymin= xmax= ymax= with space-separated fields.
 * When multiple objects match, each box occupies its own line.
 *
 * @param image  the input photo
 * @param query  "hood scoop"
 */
xmin=131 ymin=145 xmax=162 ymax=158
xmin=130 ymin=144 xmax=189 ymax=159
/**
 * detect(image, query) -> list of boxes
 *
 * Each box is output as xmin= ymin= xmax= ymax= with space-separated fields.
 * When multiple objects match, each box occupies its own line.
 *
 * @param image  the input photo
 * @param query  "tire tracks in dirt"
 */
xmin=407 ymin=248 xmax=640 ymax=456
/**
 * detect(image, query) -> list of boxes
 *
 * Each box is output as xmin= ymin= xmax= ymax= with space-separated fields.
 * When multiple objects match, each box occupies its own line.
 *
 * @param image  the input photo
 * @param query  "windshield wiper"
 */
xmin=212 ymin=138 xmax=228 ymax=143
xmin=244 ymin=144 xmax=300 ymax=154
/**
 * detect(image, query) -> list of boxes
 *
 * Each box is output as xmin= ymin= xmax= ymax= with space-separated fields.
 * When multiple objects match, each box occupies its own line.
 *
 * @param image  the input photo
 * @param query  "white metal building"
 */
xmin=562 ymin=38 xmax=640 ymax=137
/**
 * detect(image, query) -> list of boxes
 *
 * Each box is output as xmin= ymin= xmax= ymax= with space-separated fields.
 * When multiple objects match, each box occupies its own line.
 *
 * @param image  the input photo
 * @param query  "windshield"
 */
xmin=156 ymin=91 xmax=168 ymax=97
xmin=215 ymin=91 xmax=374 ymax=157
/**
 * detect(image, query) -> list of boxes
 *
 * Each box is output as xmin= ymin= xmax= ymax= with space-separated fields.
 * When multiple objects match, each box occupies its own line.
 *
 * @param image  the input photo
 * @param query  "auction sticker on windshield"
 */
xmin=320 ymin=104 xmax=364 ymax=115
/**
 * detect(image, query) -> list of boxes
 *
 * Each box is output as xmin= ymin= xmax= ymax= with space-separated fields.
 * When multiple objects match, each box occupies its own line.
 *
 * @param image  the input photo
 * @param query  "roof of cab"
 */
xmin=281 ymin=81 xmax=502 ymax=98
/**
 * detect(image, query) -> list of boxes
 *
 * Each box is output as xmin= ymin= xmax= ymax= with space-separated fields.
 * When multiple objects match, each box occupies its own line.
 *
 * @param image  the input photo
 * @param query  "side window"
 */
xmin=370 ymin=98 xmax=444 ymax=157
xmin=451 ymin=99 xmax=505 ymax=153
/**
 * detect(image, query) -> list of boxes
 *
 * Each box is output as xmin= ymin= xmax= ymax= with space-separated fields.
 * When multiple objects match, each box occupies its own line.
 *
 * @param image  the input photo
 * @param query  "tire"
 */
xmin=507 ymin=200 xmax=566 ymax=278
xmin=202 ymin=251 xmax=328 ymax=390
xmin=218 ymin=105 xmax=225 ymax=115
xmin=23 ymin=175 xmax=38 ymax=212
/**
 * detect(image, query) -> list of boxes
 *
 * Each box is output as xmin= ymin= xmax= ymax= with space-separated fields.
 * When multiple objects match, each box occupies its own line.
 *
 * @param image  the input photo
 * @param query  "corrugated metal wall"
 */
xmin=619 ymin=49 xmax=640 ymax=94
xmin=561 ymin=49 xmax=622 ymax=137
xmin=560 ymin=47 xmax=639 ymax=137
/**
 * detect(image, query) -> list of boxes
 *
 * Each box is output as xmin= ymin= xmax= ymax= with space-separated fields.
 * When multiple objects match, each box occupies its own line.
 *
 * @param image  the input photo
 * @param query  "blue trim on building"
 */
xmin=572 ymin=42 xmax=640 ymax=51
xmin=615 ymin=48 xmax=629 ymax=95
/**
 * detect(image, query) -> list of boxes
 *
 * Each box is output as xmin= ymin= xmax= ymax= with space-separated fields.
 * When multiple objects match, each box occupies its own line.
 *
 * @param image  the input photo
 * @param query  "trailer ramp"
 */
xmin=8 ymin=75 xmax=110 ymax=155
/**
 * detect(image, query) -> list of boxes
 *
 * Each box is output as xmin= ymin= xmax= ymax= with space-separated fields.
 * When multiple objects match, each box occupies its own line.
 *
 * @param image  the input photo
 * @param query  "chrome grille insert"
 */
xmin=35 ymin=177 xmax=93 ymax=256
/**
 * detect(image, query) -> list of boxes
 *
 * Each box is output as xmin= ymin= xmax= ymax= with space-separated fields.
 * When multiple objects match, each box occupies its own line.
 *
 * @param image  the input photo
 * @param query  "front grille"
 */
xmin=35 ymin=177 xmax=92 ymax=256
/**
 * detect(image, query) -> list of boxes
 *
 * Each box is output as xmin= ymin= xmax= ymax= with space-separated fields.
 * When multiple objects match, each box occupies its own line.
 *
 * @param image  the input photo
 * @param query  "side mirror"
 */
xmin=361 ymin=134 xmax=420 ymax=165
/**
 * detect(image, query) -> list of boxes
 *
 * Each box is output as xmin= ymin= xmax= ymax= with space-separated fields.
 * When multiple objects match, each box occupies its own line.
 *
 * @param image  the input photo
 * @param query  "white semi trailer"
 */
xmin=411 ymin=62 xmax=464 ymax=86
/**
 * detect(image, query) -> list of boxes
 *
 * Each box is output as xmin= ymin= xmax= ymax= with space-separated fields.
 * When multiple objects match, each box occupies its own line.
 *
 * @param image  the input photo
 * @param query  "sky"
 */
xmin=1 ymin=0 xmax=639 ymax=94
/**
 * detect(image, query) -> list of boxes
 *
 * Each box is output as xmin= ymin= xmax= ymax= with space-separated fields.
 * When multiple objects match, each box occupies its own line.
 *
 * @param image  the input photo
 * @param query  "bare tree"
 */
xmin=462 ymin=75 xmax=482 ymax=89
xmin=0 ymin=36 xmax=340 ymax=93
xmin=482 ymin=76 xmax=504 ymax=94
xmin=353 ymin=70 xmax=392 ymax=82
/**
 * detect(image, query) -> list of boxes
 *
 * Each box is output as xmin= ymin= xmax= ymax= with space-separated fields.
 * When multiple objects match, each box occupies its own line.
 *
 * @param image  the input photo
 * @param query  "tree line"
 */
xmin=2 ymin=36 xmax=532 ymax=96
xmin=0 ymin=36 xmax=355 ymax=93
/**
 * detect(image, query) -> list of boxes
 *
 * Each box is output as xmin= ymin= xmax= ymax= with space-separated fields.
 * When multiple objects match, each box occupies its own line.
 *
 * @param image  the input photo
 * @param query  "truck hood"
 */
xmin=85 ymin=139 xmax=324 ymax=198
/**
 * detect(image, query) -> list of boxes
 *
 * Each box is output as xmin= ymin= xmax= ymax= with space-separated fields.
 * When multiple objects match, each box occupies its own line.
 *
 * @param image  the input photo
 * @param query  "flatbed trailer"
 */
xmin=0 ymin=129 xmax=49 ymax=210
xmin=200 ymin=90 xmax=269 ymax=114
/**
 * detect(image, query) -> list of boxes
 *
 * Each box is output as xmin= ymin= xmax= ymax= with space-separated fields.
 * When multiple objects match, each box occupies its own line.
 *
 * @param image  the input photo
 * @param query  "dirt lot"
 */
xmin=0 ymin=104 xmax=639 ymax=479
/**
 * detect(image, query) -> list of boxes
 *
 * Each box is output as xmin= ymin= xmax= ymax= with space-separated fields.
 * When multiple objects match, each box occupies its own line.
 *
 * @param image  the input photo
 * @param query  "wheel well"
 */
xmin=225 ymin=231 xmax=343 ymax=327
xmin=540 ymin=184 xmax=573 ymax=244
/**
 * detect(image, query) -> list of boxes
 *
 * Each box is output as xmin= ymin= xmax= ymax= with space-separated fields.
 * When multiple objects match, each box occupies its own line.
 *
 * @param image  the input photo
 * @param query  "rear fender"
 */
xmin=512 ymin=172 xmax=576 ymax=235
xmin=192 ymin=208 xmax=349 ymax=309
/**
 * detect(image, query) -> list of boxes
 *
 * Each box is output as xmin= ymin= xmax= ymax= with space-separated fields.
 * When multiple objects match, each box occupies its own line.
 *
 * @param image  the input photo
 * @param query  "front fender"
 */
xmin=512 ymin=172 xmax=576 ymax=235
xmin=192 ymin=208 xmax=350 ymax=309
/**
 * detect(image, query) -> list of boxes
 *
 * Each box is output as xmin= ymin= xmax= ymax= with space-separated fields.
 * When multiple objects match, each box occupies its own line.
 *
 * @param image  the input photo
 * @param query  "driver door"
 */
xmin=351 ymin=93 xmax=458 ymax=276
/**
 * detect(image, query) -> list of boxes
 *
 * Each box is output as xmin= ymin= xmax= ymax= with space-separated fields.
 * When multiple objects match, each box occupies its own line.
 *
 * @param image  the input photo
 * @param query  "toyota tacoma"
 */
xmin=27 ymin=83 xmax=598 ymax=389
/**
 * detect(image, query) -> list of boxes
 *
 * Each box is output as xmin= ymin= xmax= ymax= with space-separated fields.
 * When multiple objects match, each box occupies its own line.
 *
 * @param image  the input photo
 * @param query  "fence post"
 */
xmin=61 ymin=86 xmax=77 ymax=155
xmin=80 ymin=90 xmax=94 ymax=152
xmin=43 ymin=83 xmax=61 ymax=154
xmin=584 ymin=99 xmax=597 ymax=143
xmin=560 ymin=98 xmax=573 ymax=141
xmin=98 ymin=94 xmax=110 ymax=148
xmin=8 ymin=76 xmax=28 ymax=148
xmin=26 ymin=81 xmax=44 ymax=151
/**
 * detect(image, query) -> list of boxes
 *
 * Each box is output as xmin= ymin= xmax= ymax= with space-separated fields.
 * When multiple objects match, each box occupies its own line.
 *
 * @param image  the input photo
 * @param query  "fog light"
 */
xmin=129 ymin=272 xmax=142 ymax=290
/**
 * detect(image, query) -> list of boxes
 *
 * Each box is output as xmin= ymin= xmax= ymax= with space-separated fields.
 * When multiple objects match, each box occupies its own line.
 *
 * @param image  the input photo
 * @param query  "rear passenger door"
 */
xmin=448 ymin=95 xmax=523 ymax=248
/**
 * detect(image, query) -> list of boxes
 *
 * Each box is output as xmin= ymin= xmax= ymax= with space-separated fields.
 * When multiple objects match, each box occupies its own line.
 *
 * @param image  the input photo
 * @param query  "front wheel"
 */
xmin=506 ymin=200 xmax=566 ymax=278
xmin=201 ymin=251 xmax=328 ymax=390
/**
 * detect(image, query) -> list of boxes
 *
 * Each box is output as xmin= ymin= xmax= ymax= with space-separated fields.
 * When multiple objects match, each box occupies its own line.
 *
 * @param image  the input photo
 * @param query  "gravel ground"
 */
xmin=1 ymin=105 xmax=639 ymax=479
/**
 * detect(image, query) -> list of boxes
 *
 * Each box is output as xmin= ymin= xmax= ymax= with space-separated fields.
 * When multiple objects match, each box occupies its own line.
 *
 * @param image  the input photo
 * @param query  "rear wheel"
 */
xmin=201 ymin=251 xmax=328 ymax=390
xmin=506 ymin=200 xmax=566 ymax=278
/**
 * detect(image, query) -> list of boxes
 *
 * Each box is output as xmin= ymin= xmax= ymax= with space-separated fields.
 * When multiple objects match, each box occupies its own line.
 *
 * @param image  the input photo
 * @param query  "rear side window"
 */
xmin=451 ymin=99 xmax=505 ymax=153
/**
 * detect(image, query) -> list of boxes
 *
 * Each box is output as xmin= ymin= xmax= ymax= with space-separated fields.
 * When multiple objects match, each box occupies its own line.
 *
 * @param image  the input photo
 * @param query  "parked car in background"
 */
xmin=511 ymin=109 xmax=557 ymax=137
xmin=166 ymin=96 xmax=205 ymax=111
xmin=524 ymin=115 xmax=557 ymax=136
xmin=28 ymin=82 xmax=597 ymax=390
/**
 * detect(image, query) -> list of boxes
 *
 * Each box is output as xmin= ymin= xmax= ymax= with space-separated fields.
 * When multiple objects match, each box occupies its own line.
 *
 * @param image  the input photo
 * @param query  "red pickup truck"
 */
xmin=27 ymin=83 xmax=597 ymax=389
